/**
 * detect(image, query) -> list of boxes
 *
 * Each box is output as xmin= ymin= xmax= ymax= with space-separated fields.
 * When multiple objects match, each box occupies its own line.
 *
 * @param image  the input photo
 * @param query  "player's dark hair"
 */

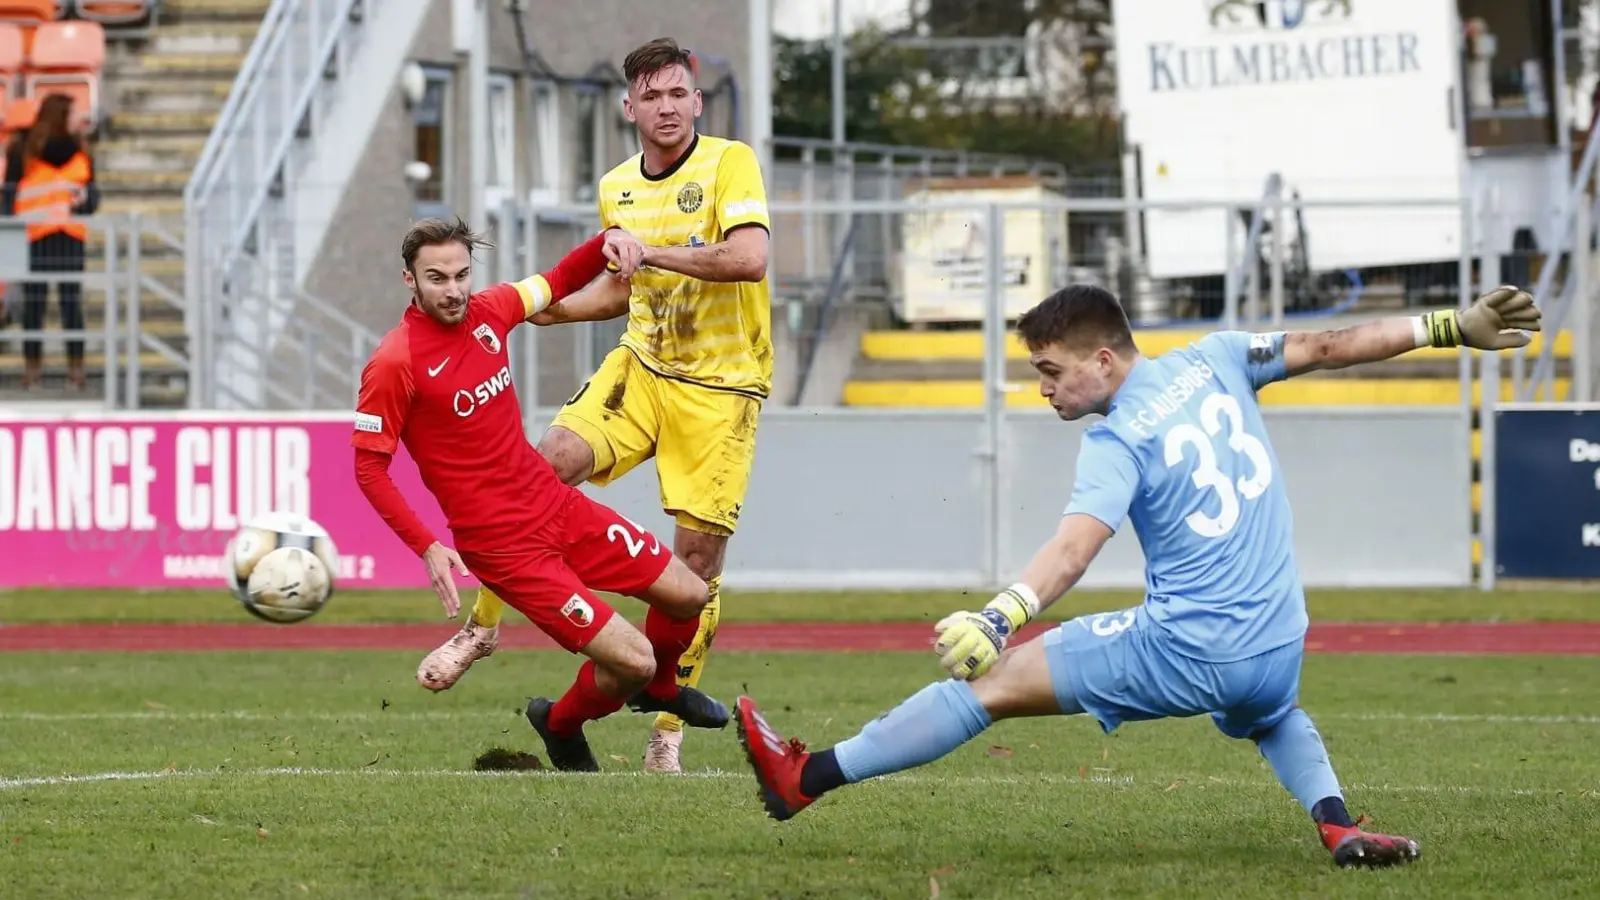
xmin=623 ymin=37 xmax=695 ymax=89
xmin=400 ymin=216 xmax=493 ymax=271
xmin=1015 ymin=285 xmax=1136 ymax=356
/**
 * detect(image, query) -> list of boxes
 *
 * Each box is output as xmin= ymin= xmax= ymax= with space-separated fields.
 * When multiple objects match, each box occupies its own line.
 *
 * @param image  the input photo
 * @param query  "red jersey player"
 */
xmin=351 ymin=216 xmax=729 ymax=772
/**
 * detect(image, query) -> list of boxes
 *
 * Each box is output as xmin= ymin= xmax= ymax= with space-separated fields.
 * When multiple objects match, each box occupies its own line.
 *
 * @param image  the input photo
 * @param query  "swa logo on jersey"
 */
xmin=453 ymin=366 xmax=513 ymax=418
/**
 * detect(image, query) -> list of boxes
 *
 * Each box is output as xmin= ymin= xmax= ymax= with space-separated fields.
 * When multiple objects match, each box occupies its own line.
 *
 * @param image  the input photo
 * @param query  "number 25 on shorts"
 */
xmin=607 ymin=514 xmax=661 ymax=559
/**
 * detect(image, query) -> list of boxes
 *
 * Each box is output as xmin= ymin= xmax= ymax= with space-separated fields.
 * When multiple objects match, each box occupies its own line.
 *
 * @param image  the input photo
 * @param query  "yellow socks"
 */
xmin=653 ymin=576 xmax=721 ymax=733
xmin=470 ymin=586 xmax=505 ymax=629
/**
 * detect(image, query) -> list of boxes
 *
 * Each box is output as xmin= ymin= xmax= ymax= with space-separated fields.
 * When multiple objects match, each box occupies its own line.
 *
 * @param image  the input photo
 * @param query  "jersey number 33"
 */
xmin=1162 ymin=393 xmax=1273 ymax=539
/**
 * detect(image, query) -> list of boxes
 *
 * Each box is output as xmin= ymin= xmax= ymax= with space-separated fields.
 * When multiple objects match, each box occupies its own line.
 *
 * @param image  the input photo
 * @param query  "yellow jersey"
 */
xmin=598 ymin=134 xmax=773 ymax=398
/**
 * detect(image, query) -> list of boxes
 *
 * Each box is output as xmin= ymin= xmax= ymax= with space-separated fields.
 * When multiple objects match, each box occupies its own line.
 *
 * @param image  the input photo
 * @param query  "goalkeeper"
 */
xmin=734 ymin=284 xmax=1539 ymax=869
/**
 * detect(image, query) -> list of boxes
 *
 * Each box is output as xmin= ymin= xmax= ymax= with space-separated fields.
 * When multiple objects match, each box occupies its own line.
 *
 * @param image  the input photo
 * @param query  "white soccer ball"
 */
xmin=225 ymin=512 xmax=340 ymax=624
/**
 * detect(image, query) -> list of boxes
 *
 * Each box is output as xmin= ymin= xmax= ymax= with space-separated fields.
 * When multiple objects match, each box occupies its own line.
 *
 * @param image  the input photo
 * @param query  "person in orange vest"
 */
xmin=2 ymin=94 xmax=99 ymax=390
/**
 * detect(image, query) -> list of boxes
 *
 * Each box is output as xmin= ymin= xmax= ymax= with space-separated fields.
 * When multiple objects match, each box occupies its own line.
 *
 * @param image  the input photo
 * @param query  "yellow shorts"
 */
xmin=550 ymin=347 xmax=762 ymax=536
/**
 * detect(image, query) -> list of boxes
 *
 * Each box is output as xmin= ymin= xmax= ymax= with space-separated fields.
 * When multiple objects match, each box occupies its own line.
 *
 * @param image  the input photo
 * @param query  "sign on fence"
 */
xmin=1492 ymin=406 xmax=1600 ymax=579
xmin=0 ymin=413 xmax=447 ymax=590
xmin=893 ymin=177 xmax=1066 ymax=323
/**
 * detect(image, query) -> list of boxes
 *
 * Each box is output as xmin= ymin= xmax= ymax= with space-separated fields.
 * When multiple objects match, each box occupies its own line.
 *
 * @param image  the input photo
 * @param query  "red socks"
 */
xmin=546 ymin=612 xmax=699 ymax=735
xmin=643 ymin=608 xmax=699 ymax=700
xmin=546 ymin=661 xmax=626 ymax=736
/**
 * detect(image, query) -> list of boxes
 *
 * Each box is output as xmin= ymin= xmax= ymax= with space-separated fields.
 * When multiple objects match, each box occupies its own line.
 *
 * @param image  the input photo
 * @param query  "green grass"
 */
xmin=4 ymin=585 xmax=1600 ymax=624
xmin=2 ymin=649 xmax=1599 ymax=897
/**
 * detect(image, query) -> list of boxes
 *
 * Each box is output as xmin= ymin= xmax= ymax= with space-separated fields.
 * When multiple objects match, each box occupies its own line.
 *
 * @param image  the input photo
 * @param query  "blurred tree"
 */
xmin=923 ymin=0 xmax=1031 ymax=37
xmin=771 ymin=32 xmax=906 ymax=146
xmin=770 ymin=6 xmax=1119 ymax=171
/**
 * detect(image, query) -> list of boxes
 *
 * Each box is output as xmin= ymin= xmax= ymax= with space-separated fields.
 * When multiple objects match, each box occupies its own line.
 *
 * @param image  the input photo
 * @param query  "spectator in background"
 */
xmin=2 ymin=93 xmax=98 ymax=390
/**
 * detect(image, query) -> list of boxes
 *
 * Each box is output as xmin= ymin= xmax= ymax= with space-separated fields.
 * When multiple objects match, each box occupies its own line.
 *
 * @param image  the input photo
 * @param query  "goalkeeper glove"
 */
xmin=1417 ymin=286 xmax=1540 ymax=351
xmin=933 ymin=583 xmax=1042 ymax=681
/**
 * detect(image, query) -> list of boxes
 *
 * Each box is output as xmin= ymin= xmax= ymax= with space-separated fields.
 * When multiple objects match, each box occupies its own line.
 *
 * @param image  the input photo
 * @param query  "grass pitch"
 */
xmin=1 ymin=588 xmax=1597 ymax=897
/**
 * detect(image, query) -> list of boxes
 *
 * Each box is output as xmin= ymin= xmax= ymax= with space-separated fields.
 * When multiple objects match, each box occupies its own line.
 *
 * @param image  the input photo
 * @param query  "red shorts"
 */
xmin=460 ymin=490 xmax=672 ymax=653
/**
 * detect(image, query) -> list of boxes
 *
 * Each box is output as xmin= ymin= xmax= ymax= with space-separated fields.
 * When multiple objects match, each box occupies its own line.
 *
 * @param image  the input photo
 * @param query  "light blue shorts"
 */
xmin=1043 ymin=605 xmax=1303 ymax=740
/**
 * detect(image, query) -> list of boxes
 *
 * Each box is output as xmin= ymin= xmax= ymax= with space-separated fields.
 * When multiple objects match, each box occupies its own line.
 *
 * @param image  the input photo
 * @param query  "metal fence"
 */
xmin=489 ymin=189 xmax=1536 ymax=410
xmin=183 ymin=0 xmax=402 ymax=412
xmin=0 ymin=213 xmax=189 ymax=408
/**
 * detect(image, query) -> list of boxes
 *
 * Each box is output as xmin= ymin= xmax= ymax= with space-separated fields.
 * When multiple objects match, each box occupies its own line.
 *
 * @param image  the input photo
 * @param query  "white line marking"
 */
xmin=1 ymin=710 xmax=1596 ymax=725
xmin=1331 ymin=712 xmax=1600 ymax=726
xmin=0 ymin=766 xmax=1582 ymax=797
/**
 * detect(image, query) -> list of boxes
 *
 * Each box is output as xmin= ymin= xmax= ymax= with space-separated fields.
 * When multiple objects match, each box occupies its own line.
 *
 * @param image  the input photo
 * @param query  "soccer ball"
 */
xmin=225 ymin=511 xmax=340 ymax=624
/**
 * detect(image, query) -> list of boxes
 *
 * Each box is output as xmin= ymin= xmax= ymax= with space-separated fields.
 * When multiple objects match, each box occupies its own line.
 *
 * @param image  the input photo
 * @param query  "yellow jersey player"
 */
xmin=416 ymin=37 xmax=772 ymax=775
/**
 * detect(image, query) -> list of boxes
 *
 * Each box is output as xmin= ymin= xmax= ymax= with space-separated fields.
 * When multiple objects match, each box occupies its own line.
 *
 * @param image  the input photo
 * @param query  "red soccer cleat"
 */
xmin=1318 ymin=821 xmax=1421 ymax=868
xmin=734 ymin=696 xmax=817 ymax=821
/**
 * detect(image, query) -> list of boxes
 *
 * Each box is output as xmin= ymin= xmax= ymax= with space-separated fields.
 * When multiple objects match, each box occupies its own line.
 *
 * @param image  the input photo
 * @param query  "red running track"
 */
xmin=0 ymin=621 xmax=1597 ymax=654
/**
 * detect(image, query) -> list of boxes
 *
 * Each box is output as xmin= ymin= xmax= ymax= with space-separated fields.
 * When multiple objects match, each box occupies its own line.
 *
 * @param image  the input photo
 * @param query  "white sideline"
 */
xmin=0 ymin=766 xmax=1582 ymax=797
xmin=1 ymin=710 xmax=1597 ymax=725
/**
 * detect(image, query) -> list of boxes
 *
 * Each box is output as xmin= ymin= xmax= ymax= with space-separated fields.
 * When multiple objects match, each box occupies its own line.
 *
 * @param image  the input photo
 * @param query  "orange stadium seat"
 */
xmin=0 ymin=0 xmax=56 ymax=26
xmin=75 ymin=0 xmax=154 ymax=26
xmin=24 ymin=19 xmax=101 ymax=127
xmin=3 ymin=93 xmax=37 ymax=129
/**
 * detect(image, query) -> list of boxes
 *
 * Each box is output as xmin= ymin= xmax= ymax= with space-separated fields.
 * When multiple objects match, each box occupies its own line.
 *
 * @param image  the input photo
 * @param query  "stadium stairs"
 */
xmin=0 ymin=0 xmax=266 ymax=405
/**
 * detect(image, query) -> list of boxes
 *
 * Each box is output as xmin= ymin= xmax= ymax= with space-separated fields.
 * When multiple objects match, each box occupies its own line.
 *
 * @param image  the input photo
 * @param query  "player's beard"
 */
xmin=416 ymin=288 xmax=467 ymax=326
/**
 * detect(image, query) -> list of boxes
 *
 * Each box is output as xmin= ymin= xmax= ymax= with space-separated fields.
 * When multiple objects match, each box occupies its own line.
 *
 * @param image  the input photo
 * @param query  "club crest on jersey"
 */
xmin=677 ymin=182 xmax=704 ymax=214
xmin=472 ymin=323 xmax=502 ymax=355
xmin=560 ymin=594 xmax=595 ymax=628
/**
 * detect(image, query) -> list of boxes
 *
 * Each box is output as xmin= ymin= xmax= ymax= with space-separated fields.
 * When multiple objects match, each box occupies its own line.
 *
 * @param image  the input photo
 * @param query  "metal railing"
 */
xmin=1518 ymin=121 xmax=1600 ymax=403
xmin=494 ymin=193 xmax=1483 ymax=412
xmin=182 ymin=0 xmax=383 ymax=410
xmin=0 ymin=213 xmax=192 ymax=408
xmin=771 ymin=136 xmax=1069 ymax=179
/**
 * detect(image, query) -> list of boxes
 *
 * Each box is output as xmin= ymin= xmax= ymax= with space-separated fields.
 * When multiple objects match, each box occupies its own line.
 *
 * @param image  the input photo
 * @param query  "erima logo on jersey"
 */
xmin=453 ymin=365 xmax=513 ymax=418
xmin=353 ymin=412 xmax=383 ymax=434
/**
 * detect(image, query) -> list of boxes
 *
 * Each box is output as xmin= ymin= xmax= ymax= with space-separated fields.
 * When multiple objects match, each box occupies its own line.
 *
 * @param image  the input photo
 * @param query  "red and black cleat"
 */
xmin=1319 ymin=822 xmax=1421 ymax=868
xmin=734 ymin=696 xmax=818 ymax=821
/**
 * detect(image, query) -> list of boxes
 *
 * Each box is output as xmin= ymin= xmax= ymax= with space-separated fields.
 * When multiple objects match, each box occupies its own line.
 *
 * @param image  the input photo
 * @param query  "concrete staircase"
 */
xmin=0 ymin=0 xmax=267 ymax=405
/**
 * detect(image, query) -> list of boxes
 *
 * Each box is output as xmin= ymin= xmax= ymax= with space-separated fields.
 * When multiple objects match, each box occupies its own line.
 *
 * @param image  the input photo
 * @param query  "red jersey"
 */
xmin=352 ymin=281 xmax=569 ymax=553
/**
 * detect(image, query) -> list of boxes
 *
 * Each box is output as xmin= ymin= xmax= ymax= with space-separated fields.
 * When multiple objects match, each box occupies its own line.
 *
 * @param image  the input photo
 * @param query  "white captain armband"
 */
xmin=514 ymin=275 xmax=554 ymax=318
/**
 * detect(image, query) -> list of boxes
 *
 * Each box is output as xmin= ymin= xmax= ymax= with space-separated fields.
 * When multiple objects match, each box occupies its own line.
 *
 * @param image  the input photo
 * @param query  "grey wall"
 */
xmin=526 ymin=406 xmax=1475 ymax=590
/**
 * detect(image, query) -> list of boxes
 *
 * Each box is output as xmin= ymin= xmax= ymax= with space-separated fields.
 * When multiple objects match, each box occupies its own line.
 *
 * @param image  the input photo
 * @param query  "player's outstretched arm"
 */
xmin=934 ymin=514 xmax=1113 ymax=680
xmin=529 ymin=272 xmax=630 ymax=326
xmin=1280 ymin=285 xmax=1540 ymax=378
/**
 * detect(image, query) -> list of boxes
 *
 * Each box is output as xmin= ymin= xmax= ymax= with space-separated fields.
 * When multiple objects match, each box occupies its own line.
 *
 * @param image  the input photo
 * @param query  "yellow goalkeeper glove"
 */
xmin=1418 ymin=286 xmax=1541 ymax=350
xmin=933 ymin=584 xmax=1042 ymax=681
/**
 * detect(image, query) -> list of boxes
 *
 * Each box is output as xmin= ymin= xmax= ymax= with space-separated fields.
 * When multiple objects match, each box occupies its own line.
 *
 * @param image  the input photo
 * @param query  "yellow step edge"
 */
xmin=861 ymin=329 xmax=1574 ymax=362
xmin=842 ymin=378 xmax=1571 ymax=408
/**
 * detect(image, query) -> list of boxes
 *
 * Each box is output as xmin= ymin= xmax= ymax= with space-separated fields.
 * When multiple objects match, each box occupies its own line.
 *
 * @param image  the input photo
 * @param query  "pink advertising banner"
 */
xmin=0 ymin=412 xmax=452 ymax=589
